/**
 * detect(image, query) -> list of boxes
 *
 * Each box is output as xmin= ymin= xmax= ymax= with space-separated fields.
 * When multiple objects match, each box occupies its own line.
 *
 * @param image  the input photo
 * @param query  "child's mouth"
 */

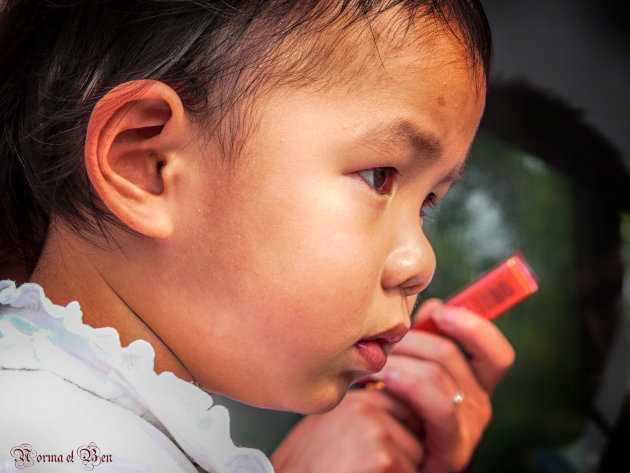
xmin=354 ymin=339 xmax=389 ymax=372
xmin=354 ymin=325 xmax=407 ymax=372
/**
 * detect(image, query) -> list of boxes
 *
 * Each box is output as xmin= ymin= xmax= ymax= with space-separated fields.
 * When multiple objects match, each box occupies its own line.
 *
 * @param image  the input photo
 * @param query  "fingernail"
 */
xmin=434 ymin=306 xmax=459 ymax=328
xmin=383 ymin=369 xmax=402 ymax=385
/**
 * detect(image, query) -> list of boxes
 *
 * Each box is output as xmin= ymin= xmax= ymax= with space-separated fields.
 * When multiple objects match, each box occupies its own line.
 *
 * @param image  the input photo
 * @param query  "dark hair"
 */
xmin=0 ymin=0 xmax=491 ymax=273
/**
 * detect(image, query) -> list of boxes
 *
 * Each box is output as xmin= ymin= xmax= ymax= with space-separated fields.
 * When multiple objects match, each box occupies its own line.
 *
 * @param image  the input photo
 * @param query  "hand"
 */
xmin=271 ymin=298 xmax=514 ymax=473
xmin=271 ymin=388 xmax=425 ymax=473
xmin=378 ymin=298 xmax=515 ymax=472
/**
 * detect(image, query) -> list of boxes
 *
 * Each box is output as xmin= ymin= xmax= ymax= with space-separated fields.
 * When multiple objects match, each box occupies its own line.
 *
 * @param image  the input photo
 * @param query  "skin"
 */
xmin=271 ymin=293 xmax=515 ymax=473
xmin=34 ymin=24 xmax=479 ymax=403
xmin=29 ymin=15 xmax=515 ymax=473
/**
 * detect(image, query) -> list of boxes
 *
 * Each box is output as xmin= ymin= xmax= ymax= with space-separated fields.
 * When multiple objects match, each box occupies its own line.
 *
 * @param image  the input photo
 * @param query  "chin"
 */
xmin=284 ymin=376 xmax=353 ymax=415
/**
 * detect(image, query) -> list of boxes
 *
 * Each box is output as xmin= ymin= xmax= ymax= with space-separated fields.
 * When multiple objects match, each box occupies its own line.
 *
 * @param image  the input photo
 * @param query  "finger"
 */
xmin=333 ymin=391 xmax=426 ymax=470
xmin=398 ymin=305 xmax=514 ymax=393
xmin=384 ymin=448 xmax=423 ymax=473
xmin=349 ymin=389 xmax=423 ymax=434
xmin=411 ymin=298 xmax=444 ymax=328
xmin=380 ymin=356 xmax=461 ymax=433
xmin=431 ymin=306 xmax=515 ymax=392
xmin=381 ymin=355 xmax=460 ymax=412
xmin=390 ymin=331 xmax=485 ymax=404
xmin=368 ymin=407 xmax=425 ymax=467
xmin=363 ymin=447 xmax=421 ymax=473
xmin=377 ymin=362 xmax=464 ymax=472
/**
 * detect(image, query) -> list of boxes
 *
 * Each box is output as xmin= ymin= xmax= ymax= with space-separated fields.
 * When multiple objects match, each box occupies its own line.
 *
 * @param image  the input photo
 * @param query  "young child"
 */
xmin=0 ymin=1 xmax=515 ymax=472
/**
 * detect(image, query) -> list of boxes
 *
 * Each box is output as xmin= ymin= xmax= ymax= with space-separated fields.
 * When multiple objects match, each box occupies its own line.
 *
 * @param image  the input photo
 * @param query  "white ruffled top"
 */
xmin=0 ymin=280 xmax=274 ymax=473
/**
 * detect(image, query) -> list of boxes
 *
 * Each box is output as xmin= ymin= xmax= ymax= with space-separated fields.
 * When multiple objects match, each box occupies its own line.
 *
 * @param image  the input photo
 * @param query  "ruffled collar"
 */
xmin=0 ymin=280 xmax=274 ymax=473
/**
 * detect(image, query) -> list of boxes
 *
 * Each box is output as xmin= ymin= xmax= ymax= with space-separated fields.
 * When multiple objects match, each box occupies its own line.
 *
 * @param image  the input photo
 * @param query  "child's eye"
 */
xmin=420 ymin=192 xmax=439 ymax=218
xmin=357 ymin=167 xmax=398 ymax=195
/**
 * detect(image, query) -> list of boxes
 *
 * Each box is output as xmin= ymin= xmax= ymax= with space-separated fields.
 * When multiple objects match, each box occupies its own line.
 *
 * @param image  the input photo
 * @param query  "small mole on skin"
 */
xmin=437 ymin=96 xmax=446 ymax=106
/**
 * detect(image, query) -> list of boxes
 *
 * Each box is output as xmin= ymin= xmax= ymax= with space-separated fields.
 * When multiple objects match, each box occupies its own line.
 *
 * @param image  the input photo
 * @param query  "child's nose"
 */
xmin=381 ymin=222 xmax=436 ymax=297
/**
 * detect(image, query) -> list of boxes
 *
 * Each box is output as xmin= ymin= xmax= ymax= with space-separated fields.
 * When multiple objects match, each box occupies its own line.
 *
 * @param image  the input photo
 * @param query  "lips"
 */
xmin=354 ymin=323 xmax=408 ymax=372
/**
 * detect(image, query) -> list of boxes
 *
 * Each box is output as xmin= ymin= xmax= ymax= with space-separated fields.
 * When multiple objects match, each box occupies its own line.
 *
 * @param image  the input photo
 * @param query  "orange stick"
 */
xmin=413 ymin=252 xmax=539 ymax=334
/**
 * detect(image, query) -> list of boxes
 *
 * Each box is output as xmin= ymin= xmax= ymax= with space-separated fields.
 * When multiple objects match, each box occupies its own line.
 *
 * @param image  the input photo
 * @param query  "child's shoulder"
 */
xmin=0 ymin=280 xmax=199 ymax=471
xmin=0 ymin=280 xmax=275 ymax=473
xmin=0 ymin=369 xmax=199 ymax=472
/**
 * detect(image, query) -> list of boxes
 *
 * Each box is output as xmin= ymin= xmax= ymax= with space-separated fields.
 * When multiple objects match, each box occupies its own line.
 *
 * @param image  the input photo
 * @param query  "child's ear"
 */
xmin=85 ymin=80 xmax=191 ymax=239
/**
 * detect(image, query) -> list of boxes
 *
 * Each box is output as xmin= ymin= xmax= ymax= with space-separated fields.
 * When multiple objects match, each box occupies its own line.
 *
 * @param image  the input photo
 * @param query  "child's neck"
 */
xmin=29 ymin=223 xmax=195 ymax=384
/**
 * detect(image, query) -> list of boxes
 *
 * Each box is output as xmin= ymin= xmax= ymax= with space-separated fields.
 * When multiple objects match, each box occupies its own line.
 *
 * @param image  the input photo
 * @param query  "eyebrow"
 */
xmin=356 ymin=119 xmax=468 ymax=185
xmin=356 ymin=119 xmax=443 ymax=165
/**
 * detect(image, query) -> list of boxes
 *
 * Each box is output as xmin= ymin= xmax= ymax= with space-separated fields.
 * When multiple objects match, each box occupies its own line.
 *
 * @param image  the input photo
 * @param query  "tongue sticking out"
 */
xmin=354 ymin=339 xmax=388 ymax=372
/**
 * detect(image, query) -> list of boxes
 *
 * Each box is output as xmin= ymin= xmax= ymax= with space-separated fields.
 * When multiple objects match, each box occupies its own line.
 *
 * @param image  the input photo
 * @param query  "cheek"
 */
xmin=245 ymin=212 xmax=380 ymax=331
xmin=214 ymin=180 xmax=386 ymax=340
xmin=252 ymin=248 xmax=374 ymax=338
xmin=173 ymin=164 xmax=392 ymax=405
xmin=220 ymin=175 xmax=377 ymax=281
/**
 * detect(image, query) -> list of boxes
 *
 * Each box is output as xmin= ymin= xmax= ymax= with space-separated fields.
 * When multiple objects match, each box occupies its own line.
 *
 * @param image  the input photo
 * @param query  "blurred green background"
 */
xmin=214 ymin=130 xmax=630 ymax=472
xmin=421 ymin=131 xmax=584 ymax=473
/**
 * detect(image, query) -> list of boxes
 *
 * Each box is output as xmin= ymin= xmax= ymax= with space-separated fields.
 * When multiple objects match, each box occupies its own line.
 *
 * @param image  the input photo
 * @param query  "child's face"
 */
xmin=160 ymin=25 xmax=485 ymax=412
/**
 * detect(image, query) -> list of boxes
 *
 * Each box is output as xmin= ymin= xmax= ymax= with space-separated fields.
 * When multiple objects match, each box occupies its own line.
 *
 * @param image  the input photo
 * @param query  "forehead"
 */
xmin=235 ymin=26 xmax=485 ymax=175
xmin=293 ymin=12 xmax=486 ymax=128
xmin=209 ymin=8 xmax=486 ymax=165
xmin=273 ymin=7 xmax=484 ymax=96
